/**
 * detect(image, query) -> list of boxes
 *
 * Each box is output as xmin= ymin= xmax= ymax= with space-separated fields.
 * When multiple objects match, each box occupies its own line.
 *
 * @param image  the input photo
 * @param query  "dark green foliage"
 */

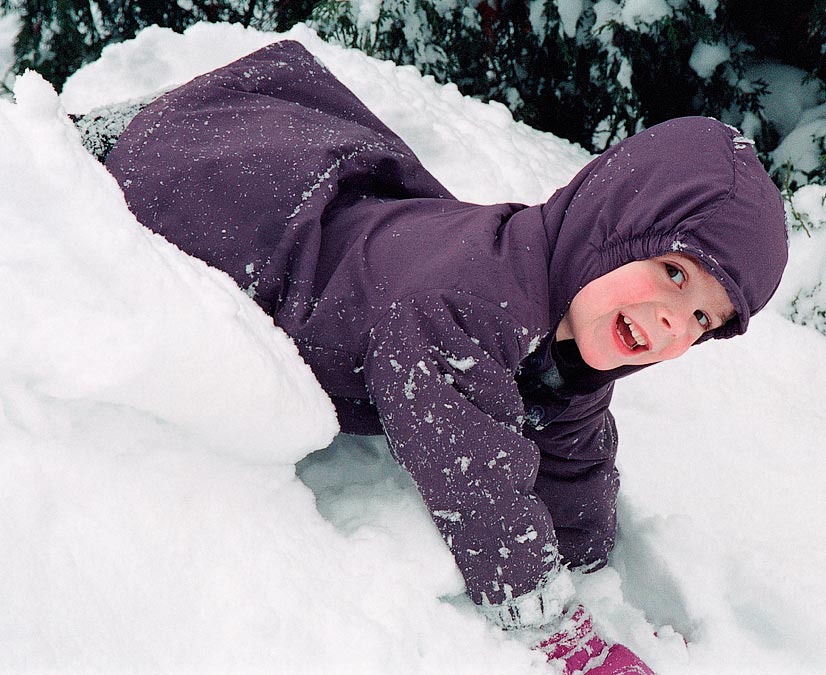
xmin=728 ymin=0 xmax=821 ymax=72
xmin=309 ymin=1 xmax=766 ymax=153
xmin=812 ymin=1 xmax=826 ymax=80
xmin=789 ymin=283 xmax=826 ymax=332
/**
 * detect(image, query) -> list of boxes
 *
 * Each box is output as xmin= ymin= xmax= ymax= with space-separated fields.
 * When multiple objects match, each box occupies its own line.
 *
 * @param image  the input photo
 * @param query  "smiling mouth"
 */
xmin=616 ymin=314 xmax=649 ymax=351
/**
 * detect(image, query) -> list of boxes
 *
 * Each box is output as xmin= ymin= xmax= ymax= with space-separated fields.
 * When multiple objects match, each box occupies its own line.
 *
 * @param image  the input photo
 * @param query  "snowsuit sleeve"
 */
xmin=522 ymin=385 xmax=620 ymax=571
xmin=363 ymin=291 xmax=574 ymax=630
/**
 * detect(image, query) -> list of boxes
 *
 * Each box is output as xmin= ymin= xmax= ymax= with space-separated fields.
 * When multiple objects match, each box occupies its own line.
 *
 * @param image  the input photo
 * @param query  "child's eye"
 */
xmin=694 ymin=310 xmax=710 ymax=329
xmin=665 ymin=263 xmax=685 ymax=285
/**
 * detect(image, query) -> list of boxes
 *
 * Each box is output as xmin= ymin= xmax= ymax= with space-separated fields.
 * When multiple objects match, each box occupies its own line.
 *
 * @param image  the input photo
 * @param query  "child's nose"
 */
xmin=657 ymin=305 xmax=690 ymax=337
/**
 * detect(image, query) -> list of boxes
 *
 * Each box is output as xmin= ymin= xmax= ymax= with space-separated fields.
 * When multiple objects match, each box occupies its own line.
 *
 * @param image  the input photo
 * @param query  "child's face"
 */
xmin=556 ymin=253 xmax=735 ymax=371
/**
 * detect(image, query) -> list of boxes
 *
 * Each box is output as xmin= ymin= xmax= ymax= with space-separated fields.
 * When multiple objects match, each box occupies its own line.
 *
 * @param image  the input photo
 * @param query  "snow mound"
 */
xmin=0 ymin=70 xmax=337 ymax=464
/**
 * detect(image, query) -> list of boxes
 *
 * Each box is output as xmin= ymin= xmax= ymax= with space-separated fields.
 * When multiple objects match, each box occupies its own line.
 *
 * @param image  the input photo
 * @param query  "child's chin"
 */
xmin=578 ymin=345 xmax=620 ymax=371
xmin=581 ymin=342 xmax=654 ymax=371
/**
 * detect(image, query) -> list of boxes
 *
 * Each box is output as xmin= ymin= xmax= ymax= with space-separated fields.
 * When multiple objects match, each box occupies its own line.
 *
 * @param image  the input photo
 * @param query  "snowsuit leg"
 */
xmin=71 ymin=92 xmax=165 ymax=163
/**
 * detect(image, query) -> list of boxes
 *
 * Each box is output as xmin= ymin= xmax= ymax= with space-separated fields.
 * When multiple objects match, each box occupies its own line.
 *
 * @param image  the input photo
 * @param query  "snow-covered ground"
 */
xmin=2 ymin=21 xmax=825 ymax=674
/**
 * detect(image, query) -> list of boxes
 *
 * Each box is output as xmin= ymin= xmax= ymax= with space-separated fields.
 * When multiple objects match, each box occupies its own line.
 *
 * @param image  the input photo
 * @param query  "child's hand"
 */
xmin=535 ymin=605 xmax=655 ymax=674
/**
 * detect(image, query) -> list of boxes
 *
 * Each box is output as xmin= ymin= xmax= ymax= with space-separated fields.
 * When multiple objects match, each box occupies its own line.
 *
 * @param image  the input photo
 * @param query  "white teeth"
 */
xmin=622 ymin=315 xmax=647 ymax=347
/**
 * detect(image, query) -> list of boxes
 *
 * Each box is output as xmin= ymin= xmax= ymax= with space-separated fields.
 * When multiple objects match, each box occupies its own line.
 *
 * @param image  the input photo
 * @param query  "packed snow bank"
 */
xmin=0 ymin=19 xmax=823 ymax=675
xmin=0 ymin=70 xmax=337 ymax=463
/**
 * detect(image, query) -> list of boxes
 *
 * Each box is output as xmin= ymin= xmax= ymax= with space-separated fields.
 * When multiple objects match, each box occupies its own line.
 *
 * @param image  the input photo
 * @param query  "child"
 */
xmin=95 ymin=40 xmax=788 ymax=673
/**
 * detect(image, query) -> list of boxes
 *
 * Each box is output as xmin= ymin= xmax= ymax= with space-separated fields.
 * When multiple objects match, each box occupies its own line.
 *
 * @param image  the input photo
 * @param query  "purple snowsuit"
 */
xmin=105 ymin=41 xmax=787 ymax=629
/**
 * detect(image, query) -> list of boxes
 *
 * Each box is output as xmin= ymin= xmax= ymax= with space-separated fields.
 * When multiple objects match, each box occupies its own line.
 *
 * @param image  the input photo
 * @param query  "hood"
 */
xmin=541 ymin=116 xmax=788 ymax=343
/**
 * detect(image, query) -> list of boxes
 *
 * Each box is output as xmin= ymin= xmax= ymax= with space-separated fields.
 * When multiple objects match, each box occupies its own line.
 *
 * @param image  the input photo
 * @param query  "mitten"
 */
xmin=535 ymin=605 xmax=655 ymax=674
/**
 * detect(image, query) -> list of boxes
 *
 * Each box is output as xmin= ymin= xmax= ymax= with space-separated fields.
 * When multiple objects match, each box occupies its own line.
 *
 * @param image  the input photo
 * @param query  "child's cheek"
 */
xmin=659 ymin=336 xmax=695 ymax=361
xmin=634 ymin=271 xmax=662 ymax=301
xmin=614 ymin=266 xmax=660 ymax=308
